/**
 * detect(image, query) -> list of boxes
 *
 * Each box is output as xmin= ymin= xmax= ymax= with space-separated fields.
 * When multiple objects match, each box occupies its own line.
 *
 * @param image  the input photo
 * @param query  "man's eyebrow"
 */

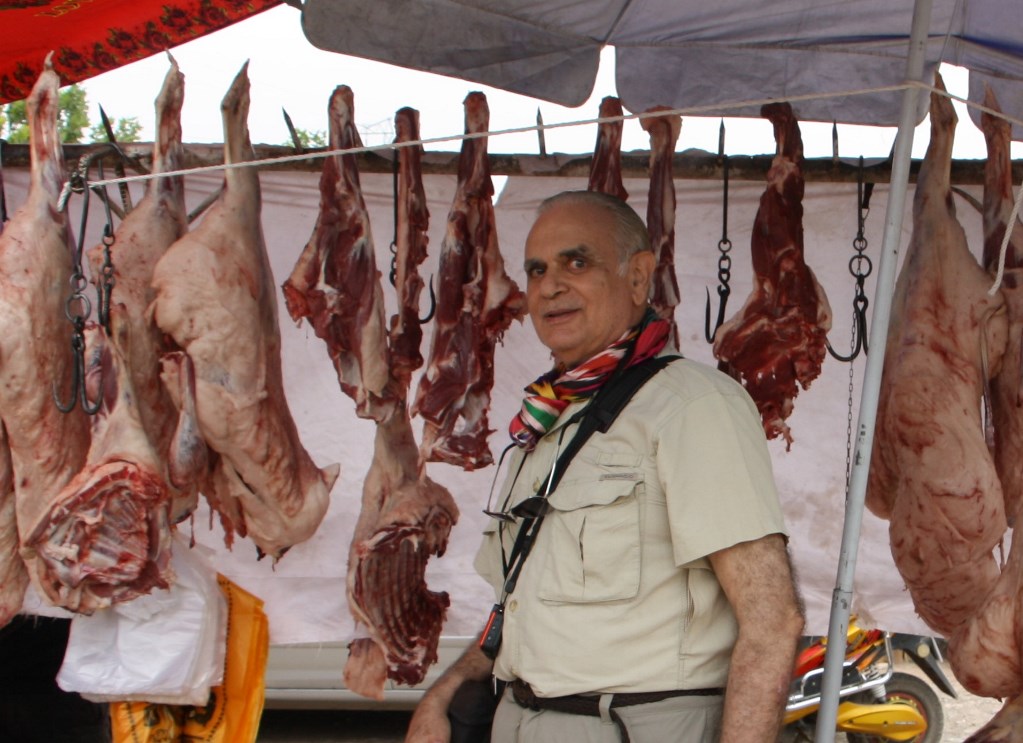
xmin=523 ymin=256 xmax=545 ymax=272
xmin=558 ymin=245 xmax=594 ymax=261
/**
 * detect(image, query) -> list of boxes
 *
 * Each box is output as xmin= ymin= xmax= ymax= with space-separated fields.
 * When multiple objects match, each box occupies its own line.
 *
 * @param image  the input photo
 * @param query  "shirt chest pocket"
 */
xmin=535 ymin=456 xmax=643 ymax=604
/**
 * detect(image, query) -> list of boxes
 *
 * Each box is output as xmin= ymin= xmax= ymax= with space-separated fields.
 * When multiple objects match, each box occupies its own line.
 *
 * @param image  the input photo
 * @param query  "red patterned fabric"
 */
xmin=0 ymin=0 xmax=281 ymax=104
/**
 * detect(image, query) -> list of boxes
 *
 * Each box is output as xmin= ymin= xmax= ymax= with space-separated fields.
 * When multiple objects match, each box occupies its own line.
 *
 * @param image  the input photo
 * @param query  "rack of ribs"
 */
xmin=712 ymin=102 xmax=832 ymax=448
xmin=343 ymin=405 xmax=458 ymax=698
xmin=25 ymin=309 xmax=173 ymax=613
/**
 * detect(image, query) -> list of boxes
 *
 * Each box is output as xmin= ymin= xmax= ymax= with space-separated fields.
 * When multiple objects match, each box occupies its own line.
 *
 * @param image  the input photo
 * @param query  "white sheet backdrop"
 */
xmin=8 ymin=153 xmax=980 ymax=642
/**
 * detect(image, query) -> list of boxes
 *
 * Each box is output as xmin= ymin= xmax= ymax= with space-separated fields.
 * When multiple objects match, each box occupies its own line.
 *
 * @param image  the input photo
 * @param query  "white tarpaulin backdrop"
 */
xmin=9 ymin=151 xmax=980 ymax=643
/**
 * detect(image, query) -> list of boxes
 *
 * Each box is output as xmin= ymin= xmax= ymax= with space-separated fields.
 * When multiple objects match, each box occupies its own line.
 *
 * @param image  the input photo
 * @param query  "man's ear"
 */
xmin=629 ymin=250 xmax=656 ymax=305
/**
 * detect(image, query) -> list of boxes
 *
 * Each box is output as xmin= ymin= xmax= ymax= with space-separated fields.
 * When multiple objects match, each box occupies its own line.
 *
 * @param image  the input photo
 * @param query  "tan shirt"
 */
xmin=474 ymin=355 xmax=787 ymax=697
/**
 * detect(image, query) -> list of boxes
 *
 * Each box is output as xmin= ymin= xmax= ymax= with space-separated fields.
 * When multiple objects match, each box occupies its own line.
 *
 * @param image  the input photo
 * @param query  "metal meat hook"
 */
xmin=52 ymin=317 xmax=102 ymax=416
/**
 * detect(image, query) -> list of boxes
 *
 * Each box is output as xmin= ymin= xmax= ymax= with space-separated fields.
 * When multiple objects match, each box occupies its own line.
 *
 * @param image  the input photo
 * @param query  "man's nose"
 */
xmin=538 ymin=266 xmax=565 ymax=297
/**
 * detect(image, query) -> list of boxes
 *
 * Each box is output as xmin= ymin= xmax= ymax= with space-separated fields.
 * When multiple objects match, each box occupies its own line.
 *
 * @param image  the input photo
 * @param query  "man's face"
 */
xmin=523 ymin=200 xmax=653 ymax=369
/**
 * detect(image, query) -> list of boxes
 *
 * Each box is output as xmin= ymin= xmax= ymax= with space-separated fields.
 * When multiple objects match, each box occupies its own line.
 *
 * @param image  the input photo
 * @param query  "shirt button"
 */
xmin=531 ymin=479 xmax=541 ymax=491
xmin=508 ymin=600 xmax=518 ymax=612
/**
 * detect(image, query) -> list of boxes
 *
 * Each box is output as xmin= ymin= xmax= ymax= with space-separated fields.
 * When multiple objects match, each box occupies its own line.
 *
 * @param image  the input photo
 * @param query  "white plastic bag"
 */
xmin=56 ymin=536 xmax=227 ymax=705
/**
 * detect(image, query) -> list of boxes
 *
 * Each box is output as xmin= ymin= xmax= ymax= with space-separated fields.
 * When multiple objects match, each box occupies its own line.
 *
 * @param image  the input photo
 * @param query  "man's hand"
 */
xmin=405 ymin=694 xmax=453 ymax=743
xmin=709 ymin=533 xmax=804 ymax=743
xmin=404 ymin=638 xmax=495 ymax=743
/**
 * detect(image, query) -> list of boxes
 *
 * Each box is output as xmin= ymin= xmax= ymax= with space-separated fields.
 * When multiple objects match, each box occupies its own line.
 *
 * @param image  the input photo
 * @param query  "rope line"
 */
xmin=58 ymin=78 xmax=1023 ymax=204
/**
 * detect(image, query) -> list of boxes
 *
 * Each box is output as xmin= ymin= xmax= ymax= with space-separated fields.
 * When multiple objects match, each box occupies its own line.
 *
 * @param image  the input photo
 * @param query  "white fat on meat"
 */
xmin=149 ymin=64 xmax=338 ymax=559
xmin=0 ymin=56 xmax=91 ymax=610
xmin=86 ymin=57 xmax=199 ymax=523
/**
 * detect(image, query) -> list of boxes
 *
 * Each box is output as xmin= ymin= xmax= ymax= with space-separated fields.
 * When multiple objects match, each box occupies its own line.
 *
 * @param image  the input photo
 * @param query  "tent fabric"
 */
xmin=7 ymin=162 xmax=941 ymax=643
xmin=301 ymin=0 xmax=1023 ymax=136
xmin=0 ymin=0 xmax=281 ymax=105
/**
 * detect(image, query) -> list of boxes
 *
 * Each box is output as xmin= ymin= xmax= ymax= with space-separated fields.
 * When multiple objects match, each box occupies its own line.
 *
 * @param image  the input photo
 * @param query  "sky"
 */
xmin=77 ymin=4 xmax=1020 ymax=163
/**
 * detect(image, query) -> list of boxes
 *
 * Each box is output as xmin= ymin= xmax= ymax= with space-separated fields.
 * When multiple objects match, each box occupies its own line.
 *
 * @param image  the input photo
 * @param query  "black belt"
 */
xmin=510 ymin=678 xmax=724 ymax=743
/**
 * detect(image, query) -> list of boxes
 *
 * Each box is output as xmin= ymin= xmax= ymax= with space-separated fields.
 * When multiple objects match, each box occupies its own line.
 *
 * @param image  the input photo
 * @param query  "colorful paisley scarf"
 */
xmin=508 ymin=308 xmax=671 ymax=450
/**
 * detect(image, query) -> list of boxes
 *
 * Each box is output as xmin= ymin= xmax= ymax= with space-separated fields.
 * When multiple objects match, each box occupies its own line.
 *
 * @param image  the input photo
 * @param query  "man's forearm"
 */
xmin=719 ymin=626 xmax=800 ymax=742
xmin=420 ymin=638 xmax=495 ymax=710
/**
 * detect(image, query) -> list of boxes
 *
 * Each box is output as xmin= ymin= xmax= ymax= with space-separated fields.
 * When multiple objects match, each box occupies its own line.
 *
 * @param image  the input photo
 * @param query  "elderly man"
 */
xmin=406 ymin=190 xmax=803 ymax=743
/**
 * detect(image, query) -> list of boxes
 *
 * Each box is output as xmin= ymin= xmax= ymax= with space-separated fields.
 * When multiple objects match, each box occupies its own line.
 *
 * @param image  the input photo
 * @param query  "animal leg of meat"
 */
xmin=150 ymin=65 xmax=338 ymax=559
xmin=981 ymin=86 xmax=1023 ymax=526
xmin=712 ymin=102 xmax=832 ymax=447
xmin=87 ymin=57 xmax=193 ymax=519
xmin=413 ymin=92 xmax=524 ymax=470
xmin=0 ymin=56 xmax=91 ymax=610
xmin=865 ymin=75 xmax=1008 ymax=637
xmin=587 ymin=97 xmax=628 ymax=201
xmin=283 ymin=86 xmax=395 ymax=421
xmin=24 ymin=311 xmax=173 ymax=613
xmin=640 ymin=107 xmax=682 ymax=340
xmin=344 ymin=405 xmax=458 ymax=698
xmin=387 ymin=107 xmax=430 ymax=395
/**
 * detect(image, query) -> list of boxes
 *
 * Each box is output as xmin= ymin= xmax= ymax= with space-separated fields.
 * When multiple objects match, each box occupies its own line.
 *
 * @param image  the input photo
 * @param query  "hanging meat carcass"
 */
xmin=328 ymin=98 xmax=458 ymax=697
xmin=980 ymin=87 xmax=1023 ymax=527
xmin=0 ymin=426 xmax=26 ymax=627
xmin=149 ymin=64 xmax=338 ymax=559
xmin=24 ymin=309 xmax=173 ymax=613
xmin=412 ymin=92 xmax=525 ymax=470
xmin=343 ymin=406 xmax=458 ymax=698
xmin=712 ymin=102 xmax=832 ymax=448
xmin=865 ymin=76 xmax=1008 ymax=636
xmin=0 ymin=57 xmax=91 ymax=610
xmin=86 ymin=57 xmax=199 ymax=522
xmin=587 ymin=96 xmax=628 ymax=201
xmin=640 ymin=107 xmax=682 ymax=339
xmin=283 ymin=85 xmax=396 ymax=421
xmin=387 ymin=107 xmax=430 ymax=395
xmin=940 ymin=90 xmax=1023 ymax=743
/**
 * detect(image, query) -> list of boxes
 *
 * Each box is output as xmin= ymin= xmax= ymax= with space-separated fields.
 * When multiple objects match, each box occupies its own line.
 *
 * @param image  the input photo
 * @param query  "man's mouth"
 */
xmin=543 ymin=307 xmax=578 ymax=322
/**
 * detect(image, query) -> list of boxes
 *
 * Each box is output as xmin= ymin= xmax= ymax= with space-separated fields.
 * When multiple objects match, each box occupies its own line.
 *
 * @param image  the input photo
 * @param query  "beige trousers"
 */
xmin=490 ymin=686 xmax=724 ymax=743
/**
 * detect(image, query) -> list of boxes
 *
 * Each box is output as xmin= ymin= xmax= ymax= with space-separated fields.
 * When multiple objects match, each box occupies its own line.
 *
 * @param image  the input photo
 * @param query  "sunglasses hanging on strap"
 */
xmin=479 ymin=353 xmax=681 ymax=659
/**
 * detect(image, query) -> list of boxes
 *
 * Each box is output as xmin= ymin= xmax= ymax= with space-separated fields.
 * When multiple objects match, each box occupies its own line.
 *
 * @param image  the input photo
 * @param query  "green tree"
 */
xmin=283 ymin=128 xmax=326 ymax=149
xmin=1 ymin=84 xmax=140 ymax=144
xmin=89 ymin=116 xmax=143 ymax=143
xmin=3 ymin=99 xmax=28 ymax=144
xmin=57 ymin=84 xmax=89 ymax=143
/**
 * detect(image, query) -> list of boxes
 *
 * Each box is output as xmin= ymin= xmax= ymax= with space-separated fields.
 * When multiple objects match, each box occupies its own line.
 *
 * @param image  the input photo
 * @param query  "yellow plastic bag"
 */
xmin=109 ymin=575 xmax=269 ymax=743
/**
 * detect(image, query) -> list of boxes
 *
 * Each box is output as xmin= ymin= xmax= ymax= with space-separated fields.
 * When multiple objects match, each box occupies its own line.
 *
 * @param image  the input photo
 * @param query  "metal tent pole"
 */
xmin=813 ymin=0 xmax=934 ymax=737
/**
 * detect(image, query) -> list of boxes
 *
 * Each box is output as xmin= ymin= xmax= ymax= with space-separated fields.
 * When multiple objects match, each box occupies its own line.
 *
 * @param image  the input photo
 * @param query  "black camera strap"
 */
xmin=479 ymin=354 xmax=680 ymax=658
